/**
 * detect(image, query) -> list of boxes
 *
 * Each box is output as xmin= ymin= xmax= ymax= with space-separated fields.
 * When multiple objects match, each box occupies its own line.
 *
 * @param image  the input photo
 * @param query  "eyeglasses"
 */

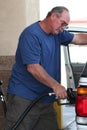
xmin=60 ymin=20 xmax=68 ymax=27
xmin=56 ymin=13 xmax=68 ymax=27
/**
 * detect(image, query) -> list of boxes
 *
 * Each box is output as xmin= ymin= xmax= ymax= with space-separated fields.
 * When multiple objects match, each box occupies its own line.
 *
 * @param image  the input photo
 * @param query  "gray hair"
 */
xmin=46 ymin=6 xmax=69 ymax=18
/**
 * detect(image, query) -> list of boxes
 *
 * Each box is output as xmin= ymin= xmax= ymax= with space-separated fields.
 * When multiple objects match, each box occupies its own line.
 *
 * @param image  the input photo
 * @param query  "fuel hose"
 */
xmin=11 ymin=92 xmax=55 ymax=130
xmin=10 ymin=88 xmax=76 ymax=130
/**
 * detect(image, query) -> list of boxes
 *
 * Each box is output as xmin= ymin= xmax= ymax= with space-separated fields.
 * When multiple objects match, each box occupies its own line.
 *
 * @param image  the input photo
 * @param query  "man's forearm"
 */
xmin=27 ymin=63 xmax=67 ymax=99
xmin=27 ymin=63 xmax=59 ymax=90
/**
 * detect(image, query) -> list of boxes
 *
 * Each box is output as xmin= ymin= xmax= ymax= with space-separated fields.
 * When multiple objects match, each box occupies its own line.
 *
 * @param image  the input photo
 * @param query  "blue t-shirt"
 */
xmin=7 ymin=21 xmax=74 ymax=102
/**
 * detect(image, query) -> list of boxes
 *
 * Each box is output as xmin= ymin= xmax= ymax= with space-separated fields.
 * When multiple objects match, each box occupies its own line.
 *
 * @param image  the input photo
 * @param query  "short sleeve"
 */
xmin=18 ymin=31 xmax=41 ymax=65
xmin=60 ymin=30 xmax=74 ymax=46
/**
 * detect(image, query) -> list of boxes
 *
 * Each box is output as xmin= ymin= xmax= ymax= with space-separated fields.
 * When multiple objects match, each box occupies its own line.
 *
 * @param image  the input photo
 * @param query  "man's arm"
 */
xmin=72 ymin=33 xmax=87 ymax=45
xmin=27 ymin=64 xmax=67 ymax=99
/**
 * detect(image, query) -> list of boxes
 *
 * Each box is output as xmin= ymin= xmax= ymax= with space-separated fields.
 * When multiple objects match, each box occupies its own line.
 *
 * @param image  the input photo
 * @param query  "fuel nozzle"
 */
xmin=57 ymin=88 xmax=76 ymax=105
xmin=67 ymin=88 xmax=76 ymax=104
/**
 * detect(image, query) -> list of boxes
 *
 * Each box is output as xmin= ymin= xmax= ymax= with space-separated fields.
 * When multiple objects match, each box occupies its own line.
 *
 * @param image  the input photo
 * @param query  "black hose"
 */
xmin=0 ymin=80 xmax=7 ymax=117
xmin=9 ymin=88 xmax=76 ymax=130
xmin=0 ymin=94 xmax=7 ymax=117
xmin=11 ymin=93 xmax=55 ymax=130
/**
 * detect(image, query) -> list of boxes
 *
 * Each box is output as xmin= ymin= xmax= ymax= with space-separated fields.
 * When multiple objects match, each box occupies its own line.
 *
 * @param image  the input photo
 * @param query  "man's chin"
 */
xmin=53 ymin=30 xmax=60 ymax=34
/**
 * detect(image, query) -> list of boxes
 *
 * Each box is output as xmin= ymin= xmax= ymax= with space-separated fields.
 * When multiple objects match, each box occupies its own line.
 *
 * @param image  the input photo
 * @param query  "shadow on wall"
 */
xmin=0 ymin=56 xmax=15 ymax=94
xmin=0 ymin=56 xmax=15 ymax=130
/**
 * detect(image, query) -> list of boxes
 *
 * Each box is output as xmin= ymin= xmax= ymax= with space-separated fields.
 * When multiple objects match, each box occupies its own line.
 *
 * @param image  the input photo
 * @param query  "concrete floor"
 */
xmin=61 ymin=104 xmax=87 ymax=130
xmin=61 ymin=104 xmax=77 ymax=130
xmin=63 ymin=121 xmax=77 ymax=130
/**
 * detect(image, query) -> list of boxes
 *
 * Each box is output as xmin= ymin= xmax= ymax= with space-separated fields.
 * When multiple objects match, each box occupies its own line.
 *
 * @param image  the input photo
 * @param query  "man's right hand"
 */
xmin=53 ymin=84 xmax=67 ymax=99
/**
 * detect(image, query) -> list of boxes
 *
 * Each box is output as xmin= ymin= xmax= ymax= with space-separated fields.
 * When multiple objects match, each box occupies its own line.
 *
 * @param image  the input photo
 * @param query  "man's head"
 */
xmin=46 ymin=6 xmax=70 ymax=34
xmin=46 ymin=6 xmax=69 ymax=18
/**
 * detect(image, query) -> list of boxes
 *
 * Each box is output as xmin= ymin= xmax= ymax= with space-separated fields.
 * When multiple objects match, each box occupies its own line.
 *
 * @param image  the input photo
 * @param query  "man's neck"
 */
xmin=39 ymin=19 xmax=52 ymax=34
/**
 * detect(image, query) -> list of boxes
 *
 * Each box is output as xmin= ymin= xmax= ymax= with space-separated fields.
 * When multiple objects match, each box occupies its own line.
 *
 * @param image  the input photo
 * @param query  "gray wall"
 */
xmin=0 ymin=0 xmax=40 ymax=55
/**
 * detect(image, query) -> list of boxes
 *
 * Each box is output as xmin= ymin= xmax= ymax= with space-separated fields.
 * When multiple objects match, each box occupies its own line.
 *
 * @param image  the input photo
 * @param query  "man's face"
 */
xmin=51 ymin=10 xmax=70 ymax=34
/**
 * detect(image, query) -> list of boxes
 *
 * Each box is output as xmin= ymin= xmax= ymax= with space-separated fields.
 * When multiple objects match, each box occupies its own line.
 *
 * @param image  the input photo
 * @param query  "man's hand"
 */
xmin=27 ymin=63 xmax=67 ymax=99
xmin=53 ymin=84 xmax=67 ymax=99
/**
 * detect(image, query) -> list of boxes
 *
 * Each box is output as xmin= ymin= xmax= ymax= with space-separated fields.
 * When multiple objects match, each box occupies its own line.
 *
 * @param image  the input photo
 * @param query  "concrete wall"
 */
xmin=0 ymin=0 xmax=39 ymax=55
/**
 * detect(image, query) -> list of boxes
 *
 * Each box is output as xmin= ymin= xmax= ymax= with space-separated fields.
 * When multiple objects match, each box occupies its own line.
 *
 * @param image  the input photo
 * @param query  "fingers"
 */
xmin=55 ymin=91 xmax=67 ymax=99
xmin=53 ymin=84 xmax=67 ymax=100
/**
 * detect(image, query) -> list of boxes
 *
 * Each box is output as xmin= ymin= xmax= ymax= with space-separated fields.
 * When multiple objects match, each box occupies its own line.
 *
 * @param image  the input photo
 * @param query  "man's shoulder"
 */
xmin=26 ymin=21 xmax=39 ymax=31
xmin=22 ymin=21 xmax=40 ymax=35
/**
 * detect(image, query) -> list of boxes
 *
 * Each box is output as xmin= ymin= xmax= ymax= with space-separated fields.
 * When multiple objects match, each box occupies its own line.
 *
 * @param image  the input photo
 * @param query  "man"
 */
xmin=5 ymin=6 xmax=87 ymax=130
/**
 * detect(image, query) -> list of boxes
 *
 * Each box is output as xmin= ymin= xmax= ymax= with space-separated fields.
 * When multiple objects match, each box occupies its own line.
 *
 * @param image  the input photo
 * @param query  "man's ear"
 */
xmin=50 ymin=13 xmax=57 ymax=20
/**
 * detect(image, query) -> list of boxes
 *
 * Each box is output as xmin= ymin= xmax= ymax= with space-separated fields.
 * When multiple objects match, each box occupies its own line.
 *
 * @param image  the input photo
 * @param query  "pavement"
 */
xmin=63 ymin=121 xmax=77 ymax=130
xmin=61 ymin=104 xmax=77 ymax=130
